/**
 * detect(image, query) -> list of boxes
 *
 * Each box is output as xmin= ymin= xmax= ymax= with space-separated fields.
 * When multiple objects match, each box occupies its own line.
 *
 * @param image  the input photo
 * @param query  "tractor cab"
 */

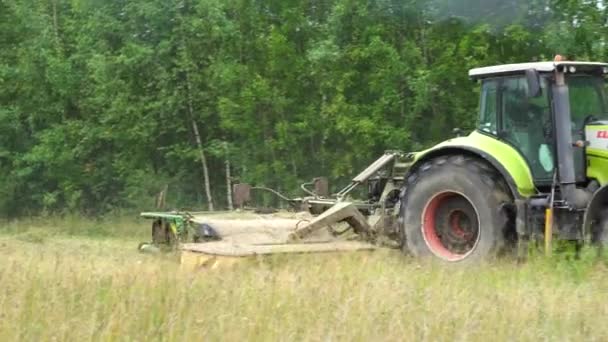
xmin=470 ymin=60 xmax=608 ymax=188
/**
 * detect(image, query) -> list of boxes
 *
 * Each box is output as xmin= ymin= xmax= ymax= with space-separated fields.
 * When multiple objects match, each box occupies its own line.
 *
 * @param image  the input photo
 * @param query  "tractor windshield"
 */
xmin=567 ymin=75 xmax=608 ymax=126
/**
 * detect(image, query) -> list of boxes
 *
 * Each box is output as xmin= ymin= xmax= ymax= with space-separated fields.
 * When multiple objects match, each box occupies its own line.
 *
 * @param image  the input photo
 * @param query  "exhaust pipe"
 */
xmin=552 ymin=69 xmax=589 ymax=209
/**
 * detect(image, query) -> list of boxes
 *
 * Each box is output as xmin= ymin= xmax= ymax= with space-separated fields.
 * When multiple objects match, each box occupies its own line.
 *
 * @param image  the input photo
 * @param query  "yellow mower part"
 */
xmin=545 ymin=208 xmax=553 ymax=256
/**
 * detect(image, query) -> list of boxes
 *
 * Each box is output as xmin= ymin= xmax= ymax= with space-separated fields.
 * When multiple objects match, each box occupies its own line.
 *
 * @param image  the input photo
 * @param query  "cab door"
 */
xmin=498 ymin=76 xmax=554 ymax=184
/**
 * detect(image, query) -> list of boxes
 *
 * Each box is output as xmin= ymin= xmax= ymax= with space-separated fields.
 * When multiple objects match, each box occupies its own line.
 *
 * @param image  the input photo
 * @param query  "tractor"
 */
xmin=140 ymin=57 xmax=608 ymax=264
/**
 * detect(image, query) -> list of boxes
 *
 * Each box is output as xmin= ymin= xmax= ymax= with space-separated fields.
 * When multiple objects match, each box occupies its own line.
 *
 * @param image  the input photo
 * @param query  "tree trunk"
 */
xmin=156 ymin=184 xmax=168 ymax=210
xmin=185 ymin=72 xmax=214 ymax=211
xmin=190 ymin=118 xmax=214 ymax=211
xmin=225 ymin=142 xmax=233 ymax=210
xmin=50 ymin=0 xmax=60 ymax=47
xmin=176 ymin=1 xmax=213 ymax=211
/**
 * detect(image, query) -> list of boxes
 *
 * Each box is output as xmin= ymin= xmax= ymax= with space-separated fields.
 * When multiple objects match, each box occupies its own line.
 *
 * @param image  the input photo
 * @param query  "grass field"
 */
xmin=2 ymin=216 xmax=608 ymax=341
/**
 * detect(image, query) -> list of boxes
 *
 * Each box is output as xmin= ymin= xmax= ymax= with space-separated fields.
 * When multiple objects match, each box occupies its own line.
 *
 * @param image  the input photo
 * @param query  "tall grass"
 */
xmin=0 ymin=214 xmax=149 ymax=241
xmin=1 ymin=217 xmax=608 ymax=341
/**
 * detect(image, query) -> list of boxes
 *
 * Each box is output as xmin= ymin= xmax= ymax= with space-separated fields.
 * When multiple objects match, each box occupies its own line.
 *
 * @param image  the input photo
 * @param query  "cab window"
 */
xmin=567 ymin=75 xmax=608 ymax=126
xmin=499 ymin=76 xmax=553 ymax=182
xmin=478 ymin=80 xmax=498 ymax=135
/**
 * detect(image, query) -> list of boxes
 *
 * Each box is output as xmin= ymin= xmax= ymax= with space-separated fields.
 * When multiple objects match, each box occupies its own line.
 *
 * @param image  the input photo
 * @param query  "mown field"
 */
xmin=2 ymin=216 xmax=608 ymax=341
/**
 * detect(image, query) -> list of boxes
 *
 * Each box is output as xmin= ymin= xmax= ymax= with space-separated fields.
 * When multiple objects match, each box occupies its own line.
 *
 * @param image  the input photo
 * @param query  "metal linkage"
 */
xmin=336 ymin=152 xmax=403 ymax=200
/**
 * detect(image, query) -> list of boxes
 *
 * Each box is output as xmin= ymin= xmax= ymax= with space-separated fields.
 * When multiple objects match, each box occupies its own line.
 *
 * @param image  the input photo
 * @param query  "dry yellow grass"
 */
xmin=2 ymin=216 xmax=608 ymax=341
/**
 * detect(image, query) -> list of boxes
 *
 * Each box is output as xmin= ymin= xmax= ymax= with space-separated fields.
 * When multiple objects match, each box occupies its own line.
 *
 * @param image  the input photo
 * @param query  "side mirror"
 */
xmin=525 ymin=69 xmax=542 ymax=98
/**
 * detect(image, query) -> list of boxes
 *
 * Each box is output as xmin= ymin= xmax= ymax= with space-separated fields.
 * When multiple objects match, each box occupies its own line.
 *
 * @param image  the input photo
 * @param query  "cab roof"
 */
xmin=469 ymin=61 xmax=608 ymax=79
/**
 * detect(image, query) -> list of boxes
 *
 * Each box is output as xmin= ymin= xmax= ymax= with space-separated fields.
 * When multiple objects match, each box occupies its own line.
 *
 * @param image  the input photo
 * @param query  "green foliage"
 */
xmin=1 ymin=0 xmax=606 ymax=216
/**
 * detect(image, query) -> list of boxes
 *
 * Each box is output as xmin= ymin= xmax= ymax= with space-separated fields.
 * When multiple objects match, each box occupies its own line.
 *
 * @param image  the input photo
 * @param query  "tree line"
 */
xmin=1 ymin=0 xmax=607 ymax=216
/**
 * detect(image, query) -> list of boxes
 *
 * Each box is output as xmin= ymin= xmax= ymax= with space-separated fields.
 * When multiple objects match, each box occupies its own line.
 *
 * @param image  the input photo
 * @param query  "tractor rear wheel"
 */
xmin=401 ymin=155 xmax=512 ymax=262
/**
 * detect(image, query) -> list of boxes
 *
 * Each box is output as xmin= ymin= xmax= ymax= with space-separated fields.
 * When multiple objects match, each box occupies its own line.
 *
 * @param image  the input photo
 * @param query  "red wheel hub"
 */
xmin=448 ymin=210 xmax=474 ymax=239
xmin=421 ymin=191 xmax=480 ymax=261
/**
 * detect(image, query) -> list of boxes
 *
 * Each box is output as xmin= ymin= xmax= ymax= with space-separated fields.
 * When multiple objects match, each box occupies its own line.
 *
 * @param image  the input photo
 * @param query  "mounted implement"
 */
xmin=141 ymin=57 xmax=608 ymax=264
xmin=139 ymin=151 xmax=413 ymax=263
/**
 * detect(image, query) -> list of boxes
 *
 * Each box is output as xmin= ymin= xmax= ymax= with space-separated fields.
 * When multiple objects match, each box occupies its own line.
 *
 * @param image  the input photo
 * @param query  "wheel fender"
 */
xmin=583 ymin=185 xmax=608 ymax=235
xmin=409 ymin=146 xmax=522 ymax=200
xmin=409 ymin=131 xmax=536 ymax=198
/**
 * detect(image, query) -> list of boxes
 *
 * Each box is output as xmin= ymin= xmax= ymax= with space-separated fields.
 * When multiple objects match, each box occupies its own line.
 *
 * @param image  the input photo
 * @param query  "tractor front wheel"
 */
xmin=591 ymin=210 xmax=608 ymax=249
xmin=401 ymin=155 xmax=512 ymax=262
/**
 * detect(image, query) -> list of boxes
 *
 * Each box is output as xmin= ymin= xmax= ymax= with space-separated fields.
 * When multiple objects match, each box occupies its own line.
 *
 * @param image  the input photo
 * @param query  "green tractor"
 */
xmin=400 ymin=58 xmax=608 ymax=261
xmin=141 ymin=58 xmax=608 ymax=263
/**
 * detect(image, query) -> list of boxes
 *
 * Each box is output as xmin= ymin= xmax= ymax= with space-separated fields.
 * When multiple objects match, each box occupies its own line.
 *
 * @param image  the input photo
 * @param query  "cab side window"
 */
xmin=567 ymin=75 xmax=605 ymax=126
xmin=479 ymin=80 xmax=498 ymax=135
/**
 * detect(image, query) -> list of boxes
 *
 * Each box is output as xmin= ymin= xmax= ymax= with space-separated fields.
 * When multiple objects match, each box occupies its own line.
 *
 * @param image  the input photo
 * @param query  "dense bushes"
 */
xmin=1 ymin=0 xmax=606 ymax=216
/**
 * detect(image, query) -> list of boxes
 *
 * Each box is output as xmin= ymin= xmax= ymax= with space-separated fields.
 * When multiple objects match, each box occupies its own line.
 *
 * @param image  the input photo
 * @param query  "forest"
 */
xmin=1 ymin=0 xmax=607 ymax=216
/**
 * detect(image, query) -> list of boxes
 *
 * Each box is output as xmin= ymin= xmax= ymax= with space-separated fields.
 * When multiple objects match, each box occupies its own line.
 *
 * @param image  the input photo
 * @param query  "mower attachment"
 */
xmin=287 ymin=201 xmax=371 ymax=241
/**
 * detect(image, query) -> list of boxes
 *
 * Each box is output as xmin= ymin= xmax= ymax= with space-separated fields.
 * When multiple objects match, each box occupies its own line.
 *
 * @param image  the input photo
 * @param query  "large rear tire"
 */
xmin=401 ymin=155 xmax=512 ymax=262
